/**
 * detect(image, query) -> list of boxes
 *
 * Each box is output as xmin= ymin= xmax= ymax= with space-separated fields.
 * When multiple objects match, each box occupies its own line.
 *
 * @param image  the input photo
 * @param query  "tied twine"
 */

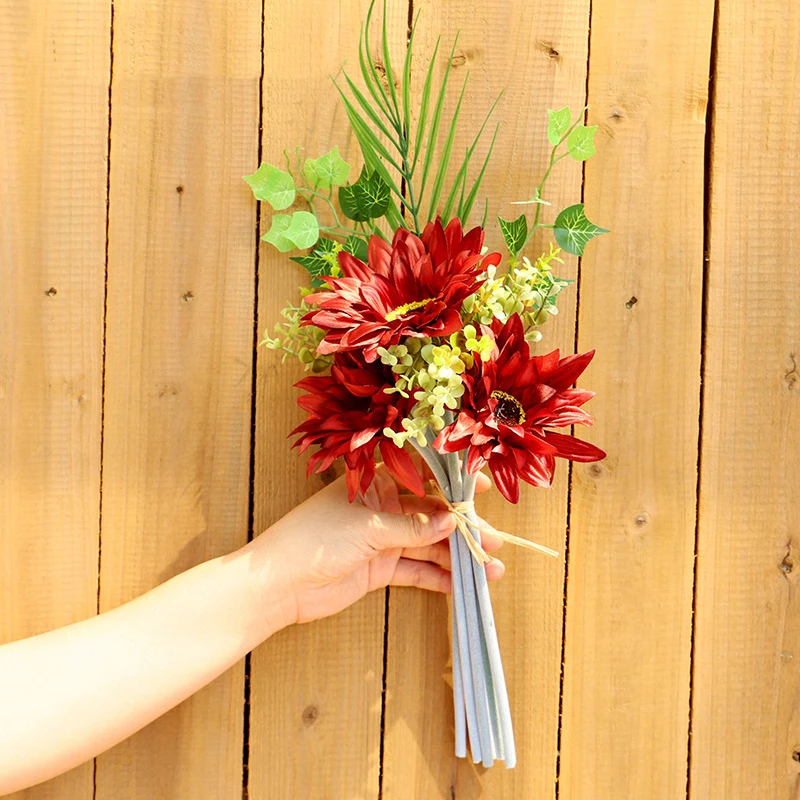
xmin=431 ymin=483 xmax=559 ymax=564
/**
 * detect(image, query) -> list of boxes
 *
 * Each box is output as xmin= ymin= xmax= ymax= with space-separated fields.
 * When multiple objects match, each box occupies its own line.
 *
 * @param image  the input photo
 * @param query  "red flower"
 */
xmin=291 ymin=354 xmax=426 ymax=501
xmin=304 ymin=218 xmax=502 ymax=362
xmin=433 ymin=314 xmax=606 ymax=503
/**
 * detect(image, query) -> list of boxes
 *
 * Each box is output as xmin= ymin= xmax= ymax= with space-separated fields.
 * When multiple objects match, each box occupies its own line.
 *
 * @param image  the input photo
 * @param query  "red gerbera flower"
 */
xmin=433 ymin=314 xmax=606 ymax=503
xmin=304 ymin=217 xmax=502 ymax=362
xmin=291 ymin=353 xmax=426 ymax=502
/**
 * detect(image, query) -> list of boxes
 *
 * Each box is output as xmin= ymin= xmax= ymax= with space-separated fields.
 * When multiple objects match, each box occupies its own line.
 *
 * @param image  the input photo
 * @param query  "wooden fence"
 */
xmin=1 ymin=0 xmax=798 ymax=797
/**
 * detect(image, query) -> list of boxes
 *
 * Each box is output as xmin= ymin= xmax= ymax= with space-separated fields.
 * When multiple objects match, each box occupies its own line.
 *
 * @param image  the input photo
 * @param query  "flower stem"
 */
xmin=445 ymin=451 xmax=495 ymax=767
xmin=461 ymin=482 xmax=517 ymax=768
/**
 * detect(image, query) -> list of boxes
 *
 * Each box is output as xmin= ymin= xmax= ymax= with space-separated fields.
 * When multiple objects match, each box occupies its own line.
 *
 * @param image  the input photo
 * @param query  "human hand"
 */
xmin=245 ymin=465 xmax=505 ymax=629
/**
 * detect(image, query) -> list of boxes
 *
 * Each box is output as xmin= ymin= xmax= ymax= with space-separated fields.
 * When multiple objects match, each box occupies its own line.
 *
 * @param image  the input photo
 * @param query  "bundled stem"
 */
xmin=412 ymin=439 xmax=516 ymax=767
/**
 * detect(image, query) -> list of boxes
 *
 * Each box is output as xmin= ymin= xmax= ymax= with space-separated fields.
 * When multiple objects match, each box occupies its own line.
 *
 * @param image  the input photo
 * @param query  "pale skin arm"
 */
xmin=0 ymin=467 xmax=502 ymax=794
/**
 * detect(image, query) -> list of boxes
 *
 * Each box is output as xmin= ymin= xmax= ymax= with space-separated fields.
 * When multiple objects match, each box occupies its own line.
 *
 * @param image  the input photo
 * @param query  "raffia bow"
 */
xmin=431 ymin=482 xmax=559 ymax=564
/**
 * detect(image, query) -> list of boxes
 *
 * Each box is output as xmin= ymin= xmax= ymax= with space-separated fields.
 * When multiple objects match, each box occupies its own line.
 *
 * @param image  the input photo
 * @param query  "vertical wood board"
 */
xmin=560 ymin=0 xmax=714 ymax=796
xmin=691 ymin=0 xmax=800 ymax=796
xmin=97 ymin=0 xmax=261 ymax=796
xmin=247 ymin=2 xmax=407 ymax=798
xmin=0 ymin=1 xmax=110 ymax=797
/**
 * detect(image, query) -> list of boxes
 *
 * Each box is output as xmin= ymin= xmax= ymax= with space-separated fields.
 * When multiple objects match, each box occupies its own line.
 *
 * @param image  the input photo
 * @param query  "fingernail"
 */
xmin=433 ymin=510 xmax=455 ymax=534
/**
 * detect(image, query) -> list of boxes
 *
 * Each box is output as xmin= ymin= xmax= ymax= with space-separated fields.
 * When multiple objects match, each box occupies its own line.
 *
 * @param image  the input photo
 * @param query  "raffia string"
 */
xmin=431 ymin=482 xmax=559 ymax=562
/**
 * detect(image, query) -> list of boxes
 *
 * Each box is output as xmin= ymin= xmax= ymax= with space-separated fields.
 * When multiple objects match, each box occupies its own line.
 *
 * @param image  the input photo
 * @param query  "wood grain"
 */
xmin=380 ymin=1 xmax=590 ymax=797
xmin=0 ymin=1 xmax=109 ymax=797
xmin=559 ymin=0 xmax=714 ymax=796
xmin=247 ymin=2 xmax=407 ymax=798
xmin=96 ymin=0 xmax=261 ymax=796
xmin=690 ymin=0 xmax=800 ymax=796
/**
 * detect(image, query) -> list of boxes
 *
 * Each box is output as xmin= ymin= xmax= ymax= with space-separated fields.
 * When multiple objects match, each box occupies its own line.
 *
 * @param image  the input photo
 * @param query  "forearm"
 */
xmin=0 ymin=540 xmax=288 ymax=794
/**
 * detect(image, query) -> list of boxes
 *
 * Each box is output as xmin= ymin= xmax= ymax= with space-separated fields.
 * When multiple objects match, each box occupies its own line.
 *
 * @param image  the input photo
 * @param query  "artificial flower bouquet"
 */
xmin=245 ymin=1 xmax=607 ymax=768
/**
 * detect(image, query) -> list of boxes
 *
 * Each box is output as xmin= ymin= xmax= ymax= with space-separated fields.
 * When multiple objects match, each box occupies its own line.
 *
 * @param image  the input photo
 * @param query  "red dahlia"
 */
xmin=291 ymin=353 xmax=425 ymax=501
xmin=433 ymin=314 xmax=606 ymax=503
xmin=304 ymin=217 xmax=502 ymax=362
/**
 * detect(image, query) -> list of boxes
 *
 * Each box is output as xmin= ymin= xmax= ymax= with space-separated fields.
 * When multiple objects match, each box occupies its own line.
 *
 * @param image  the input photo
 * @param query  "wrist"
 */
xmin=233 ymin=531 xmax=299 ymax=641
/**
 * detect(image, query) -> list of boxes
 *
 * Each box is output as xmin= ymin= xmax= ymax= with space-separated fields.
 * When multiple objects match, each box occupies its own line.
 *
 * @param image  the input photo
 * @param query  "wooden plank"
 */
xmin=380 ymin=1 xmax=590 ymax=797
xmin=690 ymin=0 xmax=800 ymax=796
xmin=247 ymin=2 xmax=408 ymax=798
xmin=0 ymin=1 xmax=109 ymax=797
xmin=96 ymin=0 xmax=261 ymax=796
xmin=559 ymin=0 xmax=714 ymax=796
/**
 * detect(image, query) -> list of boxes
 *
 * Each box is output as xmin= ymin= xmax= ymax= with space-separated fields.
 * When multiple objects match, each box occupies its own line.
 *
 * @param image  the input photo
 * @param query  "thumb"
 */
xmin=366 ymin=508 xmax=456 ymax=551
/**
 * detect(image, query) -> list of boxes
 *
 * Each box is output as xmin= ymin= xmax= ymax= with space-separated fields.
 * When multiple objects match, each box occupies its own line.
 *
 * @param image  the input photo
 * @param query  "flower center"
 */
xmin=491 ymin=390 xmax=526 ymax=425
xmin=385 ymin=297 xmax=435 ymax=322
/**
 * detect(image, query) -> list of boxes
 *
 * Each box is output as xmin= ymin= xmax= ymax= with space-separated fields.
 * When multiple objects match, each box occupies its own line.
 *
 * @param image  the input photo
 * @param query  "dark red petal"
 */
xmin=368 ymin=235 xmax=392 ymax=276
xmin=380 ymin=441 xmax=426 ymax=497
xmin=517 ymin=453 xmax=556 ymax=487
xmin=351 ymin=426 xmax=381 ymax=450
xmin=358 ymin=457 xmax=377 ymax=496
xmin=548 ymin=350 xmax=596 ymax=391
xmin=338 ymin=250 xmax=372 ymax=282
xmin=466 ymin=446 xmax=487 ymax=475
xmin=543 ymin=431 xmax=606 ymax=462
xmin=345 ymin=465 xmax=361 ymax=502
xmin=489 ymin=455 xmax=520 ymax=504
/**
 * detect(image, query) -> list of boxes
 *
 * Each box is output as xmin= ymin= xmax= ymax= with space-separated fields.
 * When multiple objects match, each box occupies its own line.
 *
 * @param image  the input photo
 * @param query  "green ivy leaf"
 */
xmin=243 ymin=163 xmax=296 ymax=210
xmin=303 ymin=146 xmax=351 ymax=191
xmin=338 ymin=166 xmax=390 ymax=222
xmin=553 ymin=204 xmax=609 ymax=256
xmin=566 ymin=125 xmax=598 ymax=161
xmin=284 ymin=211 xmax=319 ymax=250
xmin=262 ymin=211 xmax=319 ymax=252
xmin=344 ymin=234 xmax=369 ymax=262
xmin=498 ymin=214 xmax=528 ymax=257
xmin=547 ymin=107 xmax=571 ymax=146
xmin=290 ymin=237 xmax=339 ymax=287
xmin=261 ymin=214 xmax=295 ymax=252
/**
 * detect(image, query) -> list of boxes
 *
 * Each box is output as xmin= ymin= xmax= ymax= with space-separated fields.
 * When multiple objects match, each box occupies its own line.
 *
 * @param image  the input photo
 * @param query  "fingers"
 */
xmin=474 ymin=470 xmax=491 ymax=494
xmin=391 ymin=558 xmax=452 ymax=594
xmin=366 ymin=508 xmax=456 ymax=551
xmin=472 ymin=516 xmax=504 ymax=553
xmin=401 ymin=540 xmax=451 ymax=570
xmin=485 ymin=557 xmax=505 ymax=581
xmin=390 ymin=552 xmax=504 ymax=592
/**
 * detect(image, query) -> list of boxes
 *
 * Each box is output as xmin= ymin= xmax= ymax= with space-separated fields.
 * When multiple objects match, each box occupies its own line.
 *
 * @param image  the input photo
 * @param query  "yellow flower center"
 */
xmin=491 ymin=390 xmax=526 ymax=425
xmin=385 ymin=297 xmax=435 ymax=322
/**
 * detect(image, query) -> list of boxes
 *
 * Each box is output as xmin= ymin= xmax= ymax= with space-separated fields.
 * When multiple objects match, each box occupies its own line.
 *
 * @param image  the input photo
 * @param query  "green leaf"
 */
xmin=339 ymin=166 xmax=391 ymax=222
xmin=303 ymin=147 xmax=350 ymax=190
xmin=411 ymin=36 xmax=441 ymax=172
xmin=261 ymin=212 xmax=319 ymax=252
xmin=547 ymin=107 xmax=571 ymax=146
xmin=341 ymin=71 xmax=401 ymax=147
xmin=290 ymin=237 xmax=338 ymax=287
xmin=284 ymin=211 xmax=320 ymax=249
xmin=427 ymin=73 xmax=468 ymax=219
xmin=419 ymin=33 xmax=459 ymax=209
xmin=402 ymin=12 xmax=419 ymax=157
xmin=344 ymin=235 xmax=369 ymax=262
xmin=243 ymin=163 xmax=295 ymax=210
xmin=553 ymin=204 xmax=609 ymax=256
xmin=498 ymin=214 xmax=528 ymax=257
xmin=261 ymin=214 xmax=295 ymax=252
xmin=457 ymin=96 xmax=503 ymax=222
xmin=379 ymin=0 xmax=401 ymax=121
xmin=358 ymin=20 xmax=396 ymax=126
xmin=333 ymin=83 xmax=403 ymax=174
xmin=566 ymin=125 xmax=598 ymax=161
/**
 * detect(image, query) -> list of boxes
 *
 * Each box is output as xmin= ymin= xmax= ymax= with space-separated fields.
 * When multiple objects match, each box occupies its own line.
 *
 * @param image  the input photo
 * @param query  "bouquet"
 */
xmin=245 ymin=0 xmax=607 ymax=768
